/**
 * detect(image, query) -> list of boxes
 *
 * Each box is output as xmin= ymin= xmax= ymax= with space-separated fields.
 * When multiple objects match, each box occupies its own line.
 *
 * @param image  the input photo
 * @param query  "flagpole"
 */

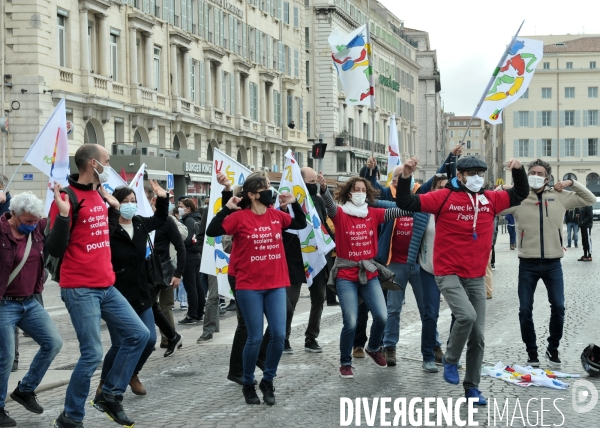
xmin=365 ymin=21 xmax=376 ymax=174
xmin=4 ymin=158 xmax=27 ymax=192
xmin=459 ymin=20 xmax=525 ymax=147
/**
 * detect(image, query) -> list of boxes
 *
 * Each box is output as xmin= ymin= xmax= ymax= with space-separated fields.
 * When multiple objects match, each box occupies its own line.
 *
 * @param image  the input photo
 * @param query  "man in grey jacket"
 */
xmin=501 ymin=159 xmax=595 ymax=368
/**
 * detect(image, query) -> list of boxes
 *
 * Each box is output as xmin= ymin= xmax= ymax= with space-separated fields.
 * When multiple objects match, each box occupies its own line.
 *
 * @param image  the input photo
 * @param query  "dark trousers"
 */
xmin=286 ymin=268 xmax=327 ymax=341
xmin=507 ymin=226 xmax=516 ymax=247
xmin=152 ymin=301 xmax=176 ymax=341
xmin=518 ymin=259 xmax=565 ymax=353
xmin=182 ymin=257 xmax=204 ymax=319
xmin=581 ymin=226 xmax=592 ymax=257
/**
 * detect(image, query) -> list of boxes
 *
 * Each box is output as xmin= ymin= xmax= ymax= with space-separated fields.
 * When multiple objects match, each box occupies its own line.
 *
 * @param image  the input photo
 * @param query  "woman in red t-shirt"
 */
xmin=318 ymin=174 xmax=409 ymax=379
xmin=206 ymin=173 xmax=306 ymax=406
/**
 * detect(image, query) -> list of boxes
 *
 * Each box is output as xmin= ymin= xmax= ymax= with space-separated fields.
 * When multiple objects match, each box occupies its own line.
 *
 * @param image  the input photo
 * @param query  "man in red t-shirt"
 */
xmin=396 ymin=155 xmax=529 ymax=406
xmin=49 ymin=144 xmax=150 ymax=428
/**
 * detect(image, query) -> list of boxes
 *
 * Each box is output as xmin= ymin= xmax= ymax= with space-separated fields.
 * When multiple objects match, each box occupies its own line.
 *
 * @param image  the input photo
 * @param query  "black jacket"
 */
xmin=578 ymin=205 xmax=593 ymax=228
xmin=108 ymin=195 xmax=168 ymax=313
xmin=565 ymin=208 xmax=580 ymax=224
xmin=154 ymin=216 xmax=186 ymax=278
xmin=182 ymin=210 xmax=203 ymax=259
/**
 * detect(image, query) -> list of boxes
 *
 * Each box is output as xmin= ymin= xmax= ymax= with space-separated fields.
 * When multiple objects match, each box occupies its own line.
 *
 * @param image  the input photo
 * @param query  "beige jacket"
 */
xmin=501 ymin=180 xmax=595 ymax=259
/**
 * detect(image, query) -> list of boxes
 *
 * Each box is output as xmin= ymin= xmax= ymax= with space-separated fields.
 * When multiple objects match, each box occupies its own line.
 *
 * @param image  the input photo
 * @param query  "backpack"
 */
xmin=44 ymin=187 xmax=82 ymax=282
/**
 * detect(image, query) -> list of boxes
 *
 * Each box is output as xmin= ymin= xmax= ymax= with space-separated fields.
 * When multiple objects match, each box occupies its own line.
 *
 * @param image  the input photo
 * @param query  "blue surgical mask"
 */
xmin=120 ymin=202 xmax=138 ymax=220
xmin=17 ymin=223 xmax=37 ymax=235
xmin=169 ymin=203 xmax=175 ymax=213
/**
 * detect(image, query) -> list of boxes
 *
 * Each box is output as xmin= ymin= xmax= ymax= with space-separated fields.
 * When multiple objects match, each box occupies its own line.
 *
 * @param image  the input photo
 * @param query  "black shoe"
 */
xmin=545 ymin=349 xmax=561 ymax=368
xmin=242 ymin=384 xmax=261 ymax=405
xmin=527 ymin=351 xmax=540 ymax=367
xmin=178 ymin=315 xmax=197 ymax=325
xmin=196 ymin=332 xmax=213 ymax=343
xmin=259 ymin=379 xmax=276 ymax=405
xmin=283 ymin=339 xmax=293 ymax=354
xmin=227 ymin=373 xmax=257 ymax=386
xmin=0 ymin=408 xmax=16 ymax=427
xmin=91 ymin=392 xmax=134 ymax=427
xmin=566 ymin=245 xmax=571 ymax=248
xmin=10 ymin=361 xmax=17 ymax=373
xmin=305 ymin=338 xmax=323 ymax=353
xmin=164 ymin=333 xmax=183 ymax=357
xmin=219 ymin=308 xmax=227 ymax=316
xmin=225 ymin=301 xmax=237 ymax=311
xmin=53 ymin=411 xmax=83 ymax=428
xmin=9 ymin=381 xmax=43 ymax=414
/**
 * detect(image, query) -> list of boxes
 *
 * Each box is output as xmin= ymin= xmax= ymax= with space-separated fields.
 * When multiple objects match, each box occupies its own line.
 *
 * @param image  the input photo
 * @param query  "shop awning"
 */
xmin=145 ymin=169 xmax=171 ymax=181
xmin=353 ymin=153 xmax=369 ymax=159
xmin=189 ymin=173 xmax=212 ymax=183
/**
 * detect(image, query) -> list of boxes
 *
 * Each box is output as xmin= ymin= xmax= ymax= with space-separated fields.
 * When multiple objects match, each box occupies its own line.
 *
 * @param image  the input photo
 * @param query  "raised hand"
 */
xmin=278 ymin=192 xmax=296 ymax=210
xmin=53 ymin=183 xmax=71 ymax=217
xmin=505 ymin=158 xmax=522 ymax=170
xmin=98 ymin=186 xmax=120 ymax=209
xmin=225 ymin=196 xmax=242 ymax=210
xmin=217 ymin=172 xmax=232 ymax=191
xmin=402 ymin=157 xmax=418 ymax=178
xmin=149 ymin=179 xmax=167 ymax=198
xmin=317 ymin=170 xmax=327 ymax=192
xmin=452 ymin=144 xmax=463 ymax=156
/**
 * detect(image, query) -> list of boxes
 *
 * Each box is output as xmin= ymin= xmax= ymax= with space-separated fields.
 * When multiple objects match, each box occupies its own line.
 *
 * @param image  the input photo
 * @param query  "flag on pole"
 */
xmin=129 ymin=163 xmax=154 ymax=218
xmin=200 ymin=149 xmax=252 ymax=298
xmin=329 ymin=24 xmax=375 ymax=106
xmin=277 ymin=150 xmax=335 ymax=286
xmin=102 ymin=167 xmax=128 ymax=195
xmin=386 ymin=115 xmax=401 ymax=187
xmin=119 ymin=167 xmax=127 ymax=181
xmin=474 ymin=24 xmax=543 ymax=124
xmin=21 ymin=99 xmax=70 ymax=215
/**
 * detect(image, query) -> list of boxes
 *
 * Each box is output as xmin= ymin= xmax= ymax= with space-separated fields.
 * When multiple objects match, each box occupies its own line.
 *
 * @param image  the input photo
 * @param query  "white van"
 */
xmin=593 ymin=197 xmax=600 ymax=221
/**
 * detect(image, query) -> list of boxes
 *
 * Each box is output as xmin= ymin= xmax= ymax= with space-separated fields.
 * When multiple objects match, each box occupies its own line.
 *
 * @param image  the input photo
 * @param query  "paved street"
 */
xmin=6 ymin=229 xmax=600 ymax=427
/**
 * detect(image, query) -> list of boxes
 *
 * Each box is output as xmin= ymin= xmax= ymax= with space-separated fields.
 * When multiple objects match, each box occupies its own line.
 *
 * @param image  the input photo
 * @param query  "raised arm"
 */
xmin=505 ymin=160 xmax=529 ymax=207
xmin=359 ymin=157 xmax=383 ymax=193
xmin=559 ymin=180 xmax=596 ymax=209
xmin=420 ymin=146 xmax=462 ymax=194
xmin=284 ymin=201 xmax=308 ymax=230
xmin=395 ymin=158 xmax=423 ymax=212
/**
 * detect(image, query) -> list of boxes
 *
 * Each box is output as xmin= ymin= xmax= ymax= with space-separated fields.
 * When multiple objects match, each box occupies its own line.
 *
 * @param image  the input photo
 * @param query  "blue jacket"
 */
xmin=0 ymin=191 xmax=10 ymax=216
xmin=360 ymin=152 xmax=456 ymax=266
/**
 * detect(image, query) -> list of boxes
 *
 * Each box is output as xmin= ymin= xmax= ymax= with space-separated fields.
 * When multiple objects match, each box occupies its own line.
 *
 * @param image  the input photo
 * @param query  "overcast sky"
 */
xmin=380 ymin=0 xmax=600 ymax=116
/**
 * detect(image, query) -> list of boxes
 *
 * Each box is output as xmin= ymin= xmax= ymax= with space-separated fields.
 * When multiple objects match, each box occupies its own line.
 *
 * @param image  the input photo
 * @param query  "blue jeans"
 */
xmin=0 ymin=298 xmax=63 ymax=408
xmin=177 ymin=280 xmax=188 ymax=305
xmin=101 ymin=307 xmax=156 ymax=380
xmin=337 ymin=278 xmax=387 ymax=366
xmin=236 ymin=287 xmax=287 ymax=385
xmin=60 ymin=287 xmax=150 ymax=422
xmin=420 ymin=267 xmax=442 ymax=362
xmin=383 ymin=263 xmax=425 ymax=353
xmin=518 ymin=259 xmax=565 ymax=353
xmin=507 ymin=225 xmax=516 ymax=247
xmin=566 ymin=222 xmax=578 ymax=246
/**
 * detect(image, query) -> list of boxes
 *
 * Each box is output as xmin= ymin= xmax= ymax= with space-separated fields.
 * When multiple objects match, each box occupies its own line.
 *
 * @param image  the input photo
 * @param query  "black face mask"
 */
xmin=306 ymin=183 xmax=318 ymax=196
xmin=257 ymin=189 xmax=273 ymax=207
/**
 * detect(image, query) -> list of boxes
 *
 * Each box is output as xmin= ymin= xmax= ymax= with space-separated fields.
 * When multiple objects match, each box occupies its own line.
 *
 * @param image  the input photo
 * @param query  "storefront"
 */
xmin=183 ymin=161 xmax=213 ymax=205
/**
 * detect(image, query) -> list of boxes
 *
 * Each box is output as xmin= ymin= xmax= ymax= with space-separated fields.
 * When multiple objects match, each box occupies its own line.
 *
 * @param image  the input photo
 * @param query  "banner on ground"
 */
xmin=329 ymin=24 xmax=374 ymax=106
xmin=386 ymin=115 xmax=401 ymax=187
xmin=200 ymin=149 xmax=252 ymax=297
xmin=277 ymin=150 xmax=335 ymax=286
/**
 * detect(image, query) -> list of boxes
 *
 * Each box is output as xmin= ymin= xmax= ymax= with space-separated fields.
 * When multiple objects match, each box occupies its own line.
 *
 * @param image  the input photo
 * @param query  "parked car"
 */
xmin=593 ymin=197 xmax=600 ymax=221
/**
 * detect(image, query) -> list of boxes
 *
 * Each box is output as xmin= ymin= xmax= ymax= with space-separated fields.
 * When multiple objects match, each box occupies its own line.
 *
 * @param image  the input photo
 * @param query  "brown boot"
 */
xmin=94 ymin=380 xmax=104 ymax=400
xmin=433 ymin=345 xmax=444 ymax=364
xmin=129 ymin=372 xmax=147 ymax=396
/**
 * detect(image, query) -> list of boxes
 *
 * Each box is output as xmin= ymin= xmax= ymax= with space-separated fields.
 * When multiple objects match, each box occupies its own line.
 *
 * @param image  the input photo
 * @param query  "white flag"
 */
xmin=129 ymin=163 xmax=154 ymax=218
xmin=102 ymin=167 xmax=128 ymax=195
xmin=200 ymin=149 xmax=252 ymax=297
xmin=277 ymin=150 xmax=335 ymax=285
xmin=386 ymin=115 xmax=401 ymax=187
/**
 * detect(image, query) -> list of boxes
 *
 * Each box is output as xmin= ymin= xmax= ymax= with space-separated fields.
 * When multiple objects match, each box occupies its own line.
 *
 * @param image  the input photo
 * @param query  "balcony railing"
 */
xmin=344 ymin=136 xmax=386 ymax=155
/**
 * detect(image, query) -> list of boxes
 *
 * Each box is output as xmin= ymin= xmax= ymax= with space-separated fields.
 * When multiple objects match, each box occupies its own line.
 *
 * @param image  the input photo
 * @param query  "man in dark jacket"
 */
xmin=564 ymin=208 xmax=580 ymax=248
xmin=397 ymin=155 xmax=528 ymax=406
xmin=0 ymin=174 xmax=10 ymax=215
xmin=578 ymin=205 xmax=593 ymax=261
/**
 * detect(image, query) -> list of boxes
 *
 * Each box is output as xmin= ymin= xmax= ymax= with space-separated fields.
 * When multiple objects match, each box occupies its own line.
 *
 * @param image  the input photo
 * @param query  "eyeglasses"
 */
xmin=463 ymin=170 xmax=485 ymax=177
xmin=434 ymin=173 xmax=447 ymax=178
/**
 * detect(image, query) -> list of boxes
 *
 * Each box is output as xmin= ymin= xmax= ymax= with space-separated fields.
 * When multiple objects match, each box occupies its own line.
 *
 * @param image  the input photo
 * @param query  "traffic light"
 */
xmin=312 ymin=143 xmax=327 ymax=159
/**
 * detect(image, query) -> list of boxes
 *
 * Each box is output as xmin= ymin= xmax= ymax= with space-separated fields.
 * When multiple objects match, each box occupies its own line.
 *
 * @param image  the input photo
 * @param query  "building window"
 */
xmin=466 ymin=140 xmax=471 ymax=149
xmin=114 ymin=118 xmax=124 ymax=143
xmin=87 ymin=22 xmax=93 ymax=70
xmin=518 ymin=139 xmax=530 ymax=157
xmin=542 ymin=139 xmax=552 ymax=157
xmin=591 ymin=61 xmax=597 ymax=69
xmin=589 ymin=87 xmax=598 ymax=98
xmin=565 ymin=87 xmax=575 ymax=98
xmin=250 ymin=82 xmax=258 ymax=121
xmin=110 ymin=34 xmax=118 ymax=81
xmin=153 ymin=47 xmax=161 ymax=92
xmin=84 ymin=121 xmax=98 ymax=145
xmin=450 ymin=130 xmax=453 ymax=137
xmin=293 ymin=6 xmax=299 ymax=28
xmin=294 ymin=49 xmax=299 ymax=77
xmin=283 ymin=1 xmax=289 ymax=24
xmin=522 ymin=88 xmax=529 ymax=99
xmin=589 ymin=139 xmax=599 ymax=157
xmin=190 ymin=60 xmax=196 ymax=102
xmin=542 ymin=87 xmax=552 ymax=99
xmin=542 ymin=111 xmax=552 ymax=127
xmin=563 ymin=172 xmax=577 ymax=182
xmin=589 ymin=110 xmax=599 ymax=126
xmin=564 ymin=139 xmax=575 ymax=156
xmin=305 ymin=61 xmax=310 ymax=86
xmin=274 ymin=90 xmax=281 ymax=126
xmin=565 ymin=110 xmax=575 ymax=126
xmin=336 ymin=152 xmax=346 ymax=172
xmin=566 ymin=62 xmax=573 ymax=69
xmin=518 ymin=111 xmax=530 ymax=127
xmin=543 ymin=62 xmax=550 ymax=69
xmin=57 ymin=15 xmax=67 ymax=67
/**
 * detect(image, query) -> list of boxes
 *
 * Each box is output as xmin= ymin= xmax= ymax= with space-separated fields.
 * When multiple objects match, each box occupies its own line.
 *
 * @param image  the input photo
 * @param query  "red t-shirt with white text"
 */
xmin=221 ymin=207 xmax=292 ymax=290
xmin=49 ymin=187 xmax=115 ymax=288
xmin=419 ymin=189 xmax=510 ymax=278
xmin=390 ymin=216 xmax=413 ymax=264
xmin=332 ymin=207 xmax=386 ymax=282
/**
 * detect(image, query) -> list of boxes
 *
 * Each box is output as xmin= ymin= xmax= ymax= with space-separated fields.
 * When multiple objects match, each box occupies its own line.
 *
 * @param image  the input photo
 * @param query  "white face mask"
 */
xmin=351 ymin=192 xmax=367 ymax=206
xmin=528 ymin=175 xmax=546 ymax=190
xmin=178 ymin=207 xmax=186 ymax=217
xmin=93 ymin=159 xmax=110 ymax=184
xmin=464 ymin=175 xmax=484 ymax=193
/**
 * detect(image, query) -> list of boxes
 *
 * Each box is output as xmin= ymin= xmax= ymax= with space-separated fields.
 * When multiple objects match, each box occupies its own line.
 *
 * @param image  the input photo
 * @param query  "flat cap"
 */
xmin=456 ymin=156 xmax=487 ymax=171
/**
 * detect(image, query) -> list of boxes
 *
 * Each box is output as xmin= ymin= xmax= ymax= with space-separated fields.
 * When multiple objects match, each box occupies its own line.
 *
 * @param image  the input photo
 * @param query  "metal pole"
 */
xmin=365 ymin=21 xmax=376 ymax=172
xmin=1 ymin=0 xmax=5 ymax=176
